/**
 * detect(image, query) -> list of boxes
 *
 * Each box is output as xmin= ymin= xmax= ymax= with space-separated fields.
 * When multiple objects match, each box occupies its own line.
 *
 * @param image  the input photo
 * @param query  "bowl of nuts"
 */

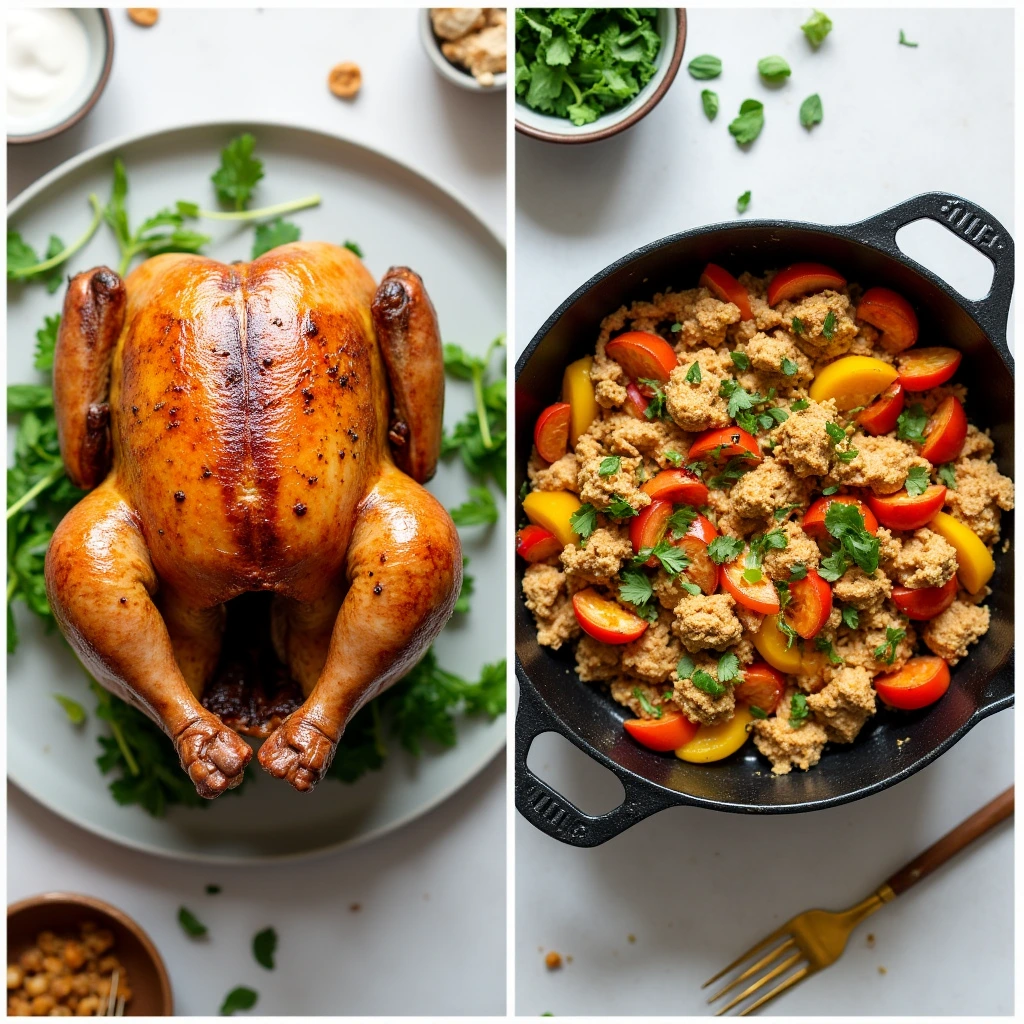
xmin=421 ymin=8 xmax=507 ymax=91
xmin=7 ymin=893 xmax=172 ymax=1016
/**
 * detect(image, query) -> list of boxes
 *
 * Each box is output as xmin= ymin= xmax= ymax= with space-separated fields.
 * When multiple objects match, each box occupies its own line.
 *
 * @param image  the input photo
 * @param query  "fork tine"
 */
xmin=702 ymin=924 xmax=790 ymax=989
xmin=706 ymin=937 xmax=796 ymax=1003
xmin=115 ymin=994 xmax=126 ymax=1017
xmin=106 ymin=969 xmax=119 ymax=1017
xmin=737 ymin=964 xmax=810 ymax=1016
xmin=713 ymin=951 xmax=803 ymax=1017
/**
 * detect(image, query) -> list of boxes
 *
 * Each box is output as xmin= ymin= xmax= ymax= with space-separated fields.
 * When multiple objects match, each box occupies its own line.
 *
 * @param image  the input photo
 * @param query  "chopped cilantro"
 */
xmin=789 ymin=692 xmax=809 ymax=728
xmin=633 ymin=687 xmax=662 ymax=719
xmin=618 ymin=568 xmax=655 ymax=611
xmin=822 ymin=310 xmax=837 ymax=339
xmin=788 ymin=563 xmax=808 ymax=582
xmin=737 ymin=190 xmax=752 ymax=214
xmin=815 ymin=636 xmax=844 ymax=665
xmin=776 ymin=615 xmax=800 ymax=650
xmin=691 ymin=669 xmax=727 ymax=698
xmin=599 ymin=456 xmax=622 ymax=477
xmin=791 ymin=317 xmax=805 ymax=336
xmin=638 ymin=378 xmax=669 ymax=420
xmin=897 ymin=403 xmax=928 ymax=443
xmin=780 ymin=356 xmax=799 ymax=377
xmin=685 ymin=361 xmax=702 ymax=384
xmin=666 ymin=504 xmax=697 ymax=539
xmin=749 ymin=705 xmax=768 ymax=719
xmin=790 ymin=398 xmax=809 ymax=411
xmin=730 ymin=351 xmax=751 ymax=372
xmin=874 ymin=627 xmax=906 ymax=665
xmin=841 ymin=606 xmax=859 ymax=629
xmin=569 ymin=503 xmax=598 ymax=542
xmin=677 ymin=654 xmax=696 ymax=680
xmin=707 ymin=536 xmax=745 ymax=564
xmin=606 ymin=494 xmax=638 ymax=519
xmin=820 ymin=500 xmax=879 ymax=579
xmin=904 ymin=465 xmax=929 ymax=497
xmin=664 ymin=449 xmax=684 ymax=467
xmin=717 ymin=651 xmax=741 ymax=683
xmin=670 ymin=322 xmax=683 ymax=333
xmin=825 ymin=421 xmax=858 ymax=463
xmin=822 ymin=484 xmax=839 ymax=496
xmin=938 ymin=463 xmax=957 ymax=489
xmin=774 ymin=503 xmax=801 ymax=520
xmin=652 ymin=539 xmax=690 ymax=578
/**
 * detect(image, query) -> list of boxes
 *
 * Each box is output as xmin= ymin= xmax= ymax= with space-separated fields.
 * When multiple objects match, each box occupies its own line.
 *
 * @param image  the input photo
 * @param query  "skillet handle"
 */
xmin=848 ymin=192 xmax=1015 ymax=355
xmin=515 ymin=684 xmax=672 ymax=848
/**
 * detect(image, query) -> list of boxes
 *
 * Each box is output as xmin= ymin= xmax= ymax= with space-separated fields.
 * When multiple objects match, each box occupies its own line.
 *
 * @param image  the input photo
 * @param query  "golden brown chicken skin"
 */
xmin=45 ymin=242 xmax=461 ymax=797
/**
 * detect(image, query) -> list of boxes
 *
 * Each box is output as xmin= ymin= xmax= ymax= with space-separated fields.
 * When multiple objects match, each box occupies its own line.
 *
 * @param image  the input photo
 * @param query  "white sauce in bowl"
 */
xmin=7 ymin=8 xmax=91 ymax=124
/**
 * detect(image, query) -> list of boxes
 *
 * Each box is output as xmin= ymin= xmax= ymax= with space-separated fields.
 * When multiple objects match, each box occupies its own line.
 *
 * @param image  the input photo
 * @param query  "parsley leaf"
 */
xmin=749 ymin=705 xmax=768 ymax=719
xmin=719 ymin=378 xmax=764 ymax=419
xmin=8 ymin=195 xmax=103 ymax=291
xmin=664 ymin=449 xmax=684 ymax=467
xmin=825 ymin=421 xmax=858 ymax=463
xmin=707 ymin=536 xmax=745 ymax=564
xmin=800 ymin=93 xmax=823 ymax=129
xmin=251 ymin=217 xmax=301 ymax=259
xmin=343 ymin=240 xmax=363 ymax=257
xmin=780 ymin=356 xmax=799 ymax=376
xmin=652 ymin=539 xmax=690 ymax=578
xmin=677 ymin=655 xmax=696 ymax=680
xmin=220 ymin=987 xmax=258 ymax=1016
xmin=899 ymin=29 xmax=918 ymax=47
xmin=212 ymin=133 xmax=264 ymax=211
xmin=823 ymin=500 xmax=879 ymax=575
xmin=637 ymin=378 xmax=669 ymax=420
xmin=688 ymin=54 xmax=722 ymax=79
xmin=599 ymin=456 xmax=622 ymax=477
xmin=904 ymin=465 xmax=929 ymax=497
xmin=691 ymin=669 xmax=727 ymax=698
xmin=821 ymin=484 xmax=839 ymax=495
xmin=685 ymin=361 xmax=702 ymax=384
xmin=815 ymin=636 xmax=844 ymax=665
xmin=701 ymin=88 xmax=719 ymax=121
xmin=253 ymin=928 xmax=277 ymax=969
xmin=874 ymin=627 xmax=906 ymax=665
xmin=666 ymin=504 xmax=697 ymax=539
xmin=938 ymin=463 xmax=957 ymax=489
xmin=707 ymin=454 xmax=756 ymax=490
xmin=841 ymin=606 xmax=859 ymax=629
xmin=450 ymin=486 xmax=498 ymax=526
xmin=822 ymin=310 xmax=837 ymax=340
xmin=897 ymin=403 xmax=928 ymax=443
xmin=679 ymin=580 xmax=702 ymax=596
xmin=818 ymin=547 xmax=849 ymax=583
xmin=802 ymin=9 xmax=833 ymax=47
xmin=619 ymin=568 xmax=655 ymax=612
xmin=730 ymin=351 xmax=751 ymax=372
xmin=34 ymin=313 xmax=61 ymax=372
xmin=633 ymin=687 xmax=662 ymax=719
xmin=790 ymin=398 xmax=809 ymax=411
xmin=788 ymin=562 xmax=808 ymax=582
xmin=791 ymin=317 xmax=805 ymax=335
xmin=789 ymin=692 xmax=810 ymax=728
xmin=717 ymin=652 xmax=741 ymax=683
xmin=737 ymin=191 xmax=751 ymax=214
xmin=178 ymin=906 xmax=208 ymax=938
xmin=607 ymin=494 xmax=638 ymax=519
xmin=569 ymin=503 xmax=598 ymax=542
xmin=453 ymin=556 xmax=474 ymax=615
xmin=728 ymin=99 xmax=765 ymax=145
xmin=776 ymin=615 xmax=800 ymax=650
xmin=774 ymin=503 xmax=801 ymax=520
xmin=757 ymin=55 xmax=791 ymax=82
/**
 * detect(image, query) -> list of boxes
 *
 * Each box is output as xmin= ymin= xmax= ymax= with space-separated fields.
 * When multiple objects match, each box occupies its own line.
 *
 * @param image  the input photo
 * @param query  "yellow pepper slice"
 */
xmin=675 ymin=705 xmax=753 ymax=763
xmin=562 ymin=355 xmax=598 ymax=448
xmin=929 ymin=511 xmax=995 ymax=593
xmin=522 ymin=490 xmax=582 ymax=548
xmin=752 ymin=615 xmax=827 ymax=676
xmin=808 ymin=355 xmax=899 ymax=412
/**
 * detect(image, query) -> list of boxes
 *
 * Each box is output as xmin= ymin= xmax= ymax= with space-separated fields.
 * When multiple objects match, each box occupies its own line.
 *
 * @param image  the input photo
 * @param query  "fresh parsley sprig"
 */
xmin=8 ymin=194 xmax=104 ymax=291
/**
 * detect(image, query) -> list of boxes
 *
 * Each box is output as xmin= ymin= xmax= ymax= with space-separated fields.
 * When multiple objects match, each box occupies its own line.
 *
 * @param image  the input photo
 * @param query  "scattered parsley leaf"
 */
xmin=637 ymin=378 xmax=669 ymax=420
xmin=253 ymin=928 xmax=277 ymax=970
xmin=251 ymin=217 xmax=300 ymax=259
xmin=815 ymin=636 xmax=844 ymax=665
xmin=652 ymin=539 xmax=690 ymax=578
xmin=897 ymin=403 xmax=928 ymax=443
xmin=789 ymin=692 xmax=810 ymax=727
xmin=607 ymin=494 xmax=638 ymax=519
xmin=737 ymin=191 xmax=751 ymax=214
xmin=824 ymin=500 xmax=879 ymax=575
xmin=802 ymin=9 xmax=833 ymax=47
xmin=569 ymin=503 xmax=598 ymax=542
xmin=54 ymin=694 xmax=86 ymax=725
xmin=701 ymin=89 xmax=719 ymax=120
xmin=938 ymin=463 xmax=957 ymax=490
xmin=774 ymin=503 xmax=801 ymax=520
xmin=822 ymin=310 xmax=837 ymax=340
xmin=8 ymin=194 xmax=103 ymax=291
xmin=791 ymin=317 xmax=805 ymax=335
xmin=874 ymin=627 xmax=906 ymax=665
xmin=719 ymin=652 xmax=742 ymax=684
xmin=707 ymin=536 xmax=745 ymax=564
xmin=178 ymin=907 xmax=208 ymax=938
xmin=633 ymin=687 xmax=662 ymax=719
xmin=691 ymin=669 xmax=727 ymax=698
xmin=343 ymin=240 xmax=363 ymax=257
xmin=749 ymin=705 xmax=768 ymax=719
xmin=780 ymin=356 xmax=799 ymax=377
xmin=825 ymin=421 xmax=858 ymax=463
xmin=788 ymin=562 xmax=808 ymax=582
xmin=220 ymin=986 xmax=258 ymax=1016
xmin=450 ymin=486 xmax=498 ymax=526
xmin=688 ymin=54 xmax=722 ymax=79
xmin=757 ymin=55 xmax=791 ymax=83
xmin=800 ymin=93 xmax=823 ymax=129
xmin=776 ymin=615 xmax=800 ymax=650
xmin=599 ymin=456 xmax=622 ymax=477
xmin=677 ymin=656 xmax=695 ymax=681
xmin=841 ymin=606 xmax=859 ymax=629
xmin=664 ymin=449 xmax=684 ymax=467
xmin=899 ymin=30 xmax=918 ymax=47
xmin=679 ymin=580 xmax=702 ymax=596
xmin=821 ymin=484 xmax=839 ymax=495
xmin=728 ymin=99 xmax=765 ymax=145
xmin=818 ymin=548 xmax=849 ymax=583
xmin=730 ymin=351 xmax=751 ymax=372
xmin=685 ymin=361 xmax=702 ymax=384
xmin=790 ymin=398 xmax=809 ymax=411
xmin=212 ymin=133 xmax=264 ymax=211
xmin=33 ymin=313 xmax=61 ymax=372
xmin=666 ymin=504 xmax=697 ymax=539
xmin=619 ymin=568 xmax=654 ymax=609
xmin=904 ymin=465 xmax=929 ymax=497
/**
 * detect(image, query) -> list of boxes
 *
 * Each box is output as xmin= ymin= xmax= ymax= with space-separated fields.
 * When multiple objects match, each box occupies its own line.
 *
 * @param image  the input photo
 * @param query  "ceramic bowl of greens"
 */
xmin=515 ymin=8 xmax=686 ymax=144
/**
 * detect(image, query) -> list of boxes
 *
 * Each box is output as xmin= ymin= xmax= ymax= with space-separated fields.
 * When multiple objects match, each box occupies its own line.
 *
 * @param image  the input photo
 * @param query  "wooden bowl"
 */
xmin=7 ymin=893 xmax=173 ymax=1015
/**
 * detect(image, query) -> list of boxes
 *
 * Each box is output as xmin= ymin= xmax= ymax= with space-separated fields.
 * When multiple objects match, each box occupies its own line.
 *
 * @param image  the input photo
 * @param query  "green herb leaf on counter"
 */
xmin=707 ymin=535 xmax=744 ymax=564
xmin=212 ymin=133 xmax=264 ymax=211
xmin=599 ymin=456 xmax=622 ymax=477
xmin=789 ymin=692 xmax=809 ymax=728
xmin=178 ymin=907 xmax=208 ymax=938
xmin=717 ymin=651 xmax=741 ymax=683
xmin=633 ymin=687 xmax=662 ymax=719
xmin=251 ymin=217 xmax=301 ymax=259
xmin=875 ymin=627 xmax=906 ymax=665
xmin=453 ymin=556 xmax=474 ymax=614
xmin=800 ymin=93 xmax=823 ymax=129
xmin=757 ymin=55 xmax=791 ymax=83
xmin=34 ymin=314 xmax=61 ymax=372
xmin=664 ymin=449 xmax=684 ymax=467
xmin=688 ymin=54 xmax=722 ymax=80
xmin=728 ymin=99 xmax=765 ymax=145
xmin=450 ymin=486 xmax=498 ymax=526
xmin=253 ymin=928 xmax=277 ymax=970
xmin=691 ymin=669 xmax=726 ymax=698
xmin=569 ymin=503 xmax=598 ymax=543
xmin=206 ymin=885 xmax=222 ymax=895
xmin=899 ymin=30 xmax=918 ymax=48
xmin=904 ymin=465 xmax=929 ymax=497
xmin=54 ymin=695 xmax=86 ymax=725
xmin=897 ymin=403 xmax=928 ymax=444
xmin=801 ymin=9 xmax=833 ymax=47
xmin=701 ymin=89 xmax=719 ymax=120
xmin=685 ymin=361 xmax=702 ymax=385
xmin=822 ymin=310 xmax=837 ymax=340
xmin=841 ymin=605 xmax=859 ymax=629
xmin=607 ymin=494 xmax=638 ymax=519
xmin=938 ymin=463 xmax=957 ymax=489
xmin=343 ymin=240 xmax=363 ymax=257
xmin=737 ymin=191 xmax=751 ymax=214
xmin=220 ymin=986 xmax=258 ymax=1016
xmin=730 ymin=351 xmax=751 ymax=372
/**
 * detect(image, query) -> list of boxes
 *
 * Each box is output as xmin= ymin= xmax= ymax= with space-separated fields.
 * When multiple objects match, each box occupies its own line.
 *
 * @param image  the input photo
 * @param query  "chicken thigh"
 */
xmin=45 ymin=242 xmax=461 ymax=796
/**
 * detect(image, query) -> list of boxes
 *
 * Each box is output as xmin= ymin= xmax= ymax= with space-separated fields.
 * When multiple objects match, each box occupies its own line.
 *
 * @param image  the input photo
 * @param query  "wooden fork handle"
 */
xmin=886 ymin=786 xmax=1013 ymax=896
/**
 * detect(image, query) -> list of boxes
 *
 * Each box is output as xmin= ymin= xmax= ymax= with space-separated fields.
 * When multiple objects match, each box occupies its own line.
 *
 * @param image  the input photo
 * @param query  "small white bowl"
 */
xmin=7 ymin=8 xmax=114 ymax=145
xmin=516 ymin=9 xmax=687 ymax=144
xmin=419 ymin=8 xmax=507 ymax=93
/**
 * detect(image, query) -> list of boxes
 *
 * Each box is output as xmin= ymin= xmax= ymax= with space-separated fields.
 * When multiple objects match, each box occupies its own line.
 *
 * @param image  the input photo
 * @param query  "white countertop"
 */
xmin=515 ymin=7 xmax=1013 ymax=1016
xmin=7 ymin=7 xmax=506 ymax=1016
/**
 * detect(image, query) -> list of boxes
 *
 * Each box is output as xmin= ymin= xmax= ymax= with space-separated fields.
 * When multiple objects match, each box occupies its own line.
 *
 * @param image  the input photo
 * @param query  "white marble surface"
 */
xmin=7 ymin=7 xmax=506 ymax=1016
xmin=515 ymin=7 xmax=1014 ymax=1016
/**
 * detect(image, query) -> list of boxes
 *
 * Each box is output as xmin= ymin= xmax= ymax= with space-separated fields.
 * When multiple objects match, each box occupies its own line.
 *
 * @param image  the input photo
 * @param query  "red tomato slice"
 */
xmin=856 ymin=380 xmax=905 ymax=436
xmin=605 ymin=331 xmax=678 ymax=384
xmin=866 ymin=485 xmax=947 ymax=531
xmin=699 ymin=263 xmax=753 ymax=321
xmin=920 ymin=396 xmax=967 ymax=464
xmin=855 ymin=287 xmax=919 ymax=352
xmin=767 ymin=262 xmax=847 ymax=306
xmin=572 ymin=588 xmax=649 ymax=645
xmin=630 ymin=499 xmax=673 ymax=565
xmin=802 ymin=496 xmax=878 ymax=541
xmin=891 ymin=576 xmax=958 ymax=621
xmin=677 ymin=535 xmax=720 ymax=596
xmin=687 ymin=427 xmax=762 ymax=466
xmin=721 ymin=551 xmax=781 ymax=615
xmin=642 ymin=469 xmax=709 ymax=507
xmin=515 ymin=525 xmax=562 ymax=563
xmin=874 ymin=656 xmax=951 ymax=710
xmin=734 ymin=661 xmax=785 ymax=716
xmin=686 ymin=512 xmax=719 ymax=543
xmin=897 ymin=347 xmax=962 ymax=391
xmin=533 ymin=402 xmax=571 ymax=463
xmin=624 ymin=710 xmax=699 ymax=752
xmin=783 ymin=569 xmax=833 ymax=639
xmin=624 ymin=381 xmax=650 ymax=420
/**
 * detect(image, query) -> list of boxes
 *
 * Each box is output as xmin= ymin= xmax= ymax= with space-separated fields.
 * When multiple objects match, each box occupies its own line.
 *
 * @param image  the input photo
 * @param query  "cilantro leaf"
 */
xmin=691 ymin=669 xmax=727 ymax=697
xmin=774 ymin=503 xmax=801 ymax=520
xmin=757 ymin=55 xmax=791 ymax=82
xmin=652 ymin=539 xmax=689 ymax=577
xmin=800 ymin=93 xmax=823 ymax=129
xmin=841 ymin=606 xmax=859 ymax=629
xmin=569 ymin=503 xmax=598 ymax=542
xmin=637 ymin=378 xmax=669 ymax=420
xmin=737 ymin=191 xmax=751 ymax=214
xmin=212 ymin=133 xmax=264 ymax=211
xmin=815 ymin=636 xmax=844 ymax=665
xmin=776 ymin=615 xmax=800 ymax=650
xmin=664 ymin=449 xmax=684 ymax=467
xmin=178 ymin=906 xmax=208 ymax=938
xmin=343 ymin=240 xmax=363 ymax=257
xmin=717 ymin=651 xmax=741 ymax=683
xmin=606 ymin=494 xmax=638 ymax=519
xmin=818 ymin=547 xmax=849 ymax=583
xmin=688 ymin=54 xmax=722 ymax=79
xmin=789 ymin=692 xmax=810 ymax=728
xmin=707 ymin=536 xmax=745 ymax=564
xmin=220 ymin=986 xmax=258 ymax=1015
xmin=676 ymin=655 xmax=696 ymax=680
xmin=730 ymin=351 xmax=751 ymax=372
xmin=619 ymin=568 xmax=654 ymax=609
xmin=749 ymin=705 xmax=768 ymax=719
xmin=780 ymin=356 xmax=799 ymax=376
xmin=34 ymin=314 xmax=61 ymax=372
xmin=874 ymin=627 xmax=906 ymax=665
xmin=251 ymin=217 xmax=300 ymax=259
xmin=728 ymin=99 xmax=765 ymax=145
xmin=701 ymin=89 xmax=719 ymax=120
xmin=450 ymin=486 xmax=498 ymax=526
xmin=633 ymin=687 xmax=662 ymax=719
xmin=790 ymin=398 xmax=809 ymax=411
xmin=822 ymin=310 xmax=837 ymax=339
xmin=802 ymin=9 xmax=833 ymax=47
xmin=904 ymin=465 xmax=929 ymax=497
xmin=788 ymin=562 xmax=808 ymax=582
xmin=791 ymin=317 xmax=805 ymax=335
xmin=822 ymin=484 xmax=839 ymax=495
xmin=666 ymin=504 xmax=697 ymax=539
xmin=937 ymin=463 xmax=957 ymax=489
xmin=824 ymin=500 xmax=879 ymax=575
xmin=253 ymin=927 xmax=277 ymax=970
xmin=685 ymin=361 xmax=702 ymax=384
xmin=599 ymin=456 xmax=622 ymax=477
xmin=897 ymin=403 xmax=928 ymax=443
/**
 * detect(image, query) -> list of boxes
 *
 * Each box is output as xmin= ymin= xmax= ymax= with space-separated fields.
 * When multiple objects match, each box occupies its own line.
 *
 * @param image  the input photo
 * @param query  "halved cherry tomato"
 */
xmin=533 ymin=402 xmax=571 ymax=463
xmin=630 ymin=499 xmax=674 ymax=564
xmin=802 ymin=496 xmax=878 ymax=541
xmin=874 ymin=656 xmax=951 ymax=710
xmin=753 ymin=615 xmax=827 ymax=676
xmin=897 ymin=347 xmax=962 ymax=391
xmin=522 ymin=489 xmax=582 ymax=548
xmin=767 ymin=262 xmax=847 ymax=306
xmin=562 ymin=356 xmax=598 ymax=447
xmin=734 ymin=661 xmax=785 ymax=716
xmin=624 ymin=381 xmax=649 ymax=420
xmin=515 ymin=525 xmax=562 ymax=563
xmin=891 ymin=576 xmax=958 ymax=621
xmin=605 ymin=331 xmax=678 ymax=384
xmin=624 ymin=710 xmax=699 ymax=752
xmin=572 ymin=588 xmax=648 ymax=645
xmin=856 ymin=380 xmax=905 ymax=435
xmin=677 ymin=536 xmax=720 ymax=596
xmin=721 ymin=550 xmax=781 ymax=615
xmin=855 ymin=287 xmax=919 ymax=352
xmin=929 ymin=511 xmax=994 ymax=593
xmin=642 ymin=468 xmax=709 ymax=507
xmin=686 ymin=512 xmax=719 ymax=543
xmin=675 ymin=706 xmax=754 ymax=763
xmin=783 ymin=569 xmax=833 ymax=639
xmin=688 ymin=427 xmax=762 ymax=466
xmin=699 ymin=263 xmax=753 ymax=321
xmin=866 ymin=485 xmax=946 ymax=532
xmin=808 ymin=355 xmax=899 ymax=411
xmin=920 ymin=395 xmax=967 ymax=464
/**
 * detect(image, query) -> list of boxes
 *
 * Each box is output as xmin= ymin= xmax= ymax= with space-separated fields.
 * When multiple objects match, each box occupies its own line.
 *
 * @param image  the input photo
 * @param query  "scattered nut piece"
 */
xmin=878 ymin=965 xmax=887 ymax=975
xmin=127 ymin=8 xmax=159 ymax=27
xmin=627 ymin=934 xmax=636 ymax=944
xmin=544 ymin=950 xmax=562 ymax=970
xmin=328 ymin=62 xmax=362 ymax=100
xmin=866 ymin=933 xmax=875 ymax=948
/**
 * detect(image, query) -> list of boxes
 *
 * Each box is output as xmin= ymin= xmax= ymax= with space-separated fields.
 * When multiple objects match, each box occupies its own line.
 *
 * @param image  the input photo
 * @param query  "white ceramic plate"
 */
xmin=7 ymin=121 xmax=506 ymax=863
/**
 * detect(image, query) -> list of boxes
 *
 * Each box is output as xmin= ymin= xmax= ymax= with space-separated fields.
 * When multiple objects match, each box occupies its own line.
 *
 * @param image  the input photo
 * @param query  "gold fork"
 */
xmin=704 ymin=785 xmax=1013 ymax=1016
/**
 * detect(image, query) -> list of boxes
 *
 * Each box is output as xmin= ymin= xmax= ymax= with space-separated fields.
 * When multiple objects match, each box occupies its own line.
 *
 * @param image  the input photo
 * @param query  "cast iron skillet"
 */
xmin=515 ymin=193 xmax=1014 ymax=848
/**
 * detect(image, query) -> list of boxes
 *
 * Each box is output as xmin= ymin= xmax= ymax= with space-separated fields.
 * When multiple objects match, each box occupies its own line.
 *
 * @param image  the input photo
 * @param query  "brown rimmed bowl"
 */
xmin=8 ymin=892 xmax=173 ymax=1015
xmin=515 ymin=9 xmax=686 ymax=144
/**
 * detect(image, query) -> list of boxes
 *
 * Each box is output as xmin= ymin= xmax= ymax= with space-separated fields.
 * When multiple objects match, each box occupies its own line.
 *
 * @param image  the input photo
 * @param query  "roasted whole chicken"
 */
xmin=45 ymin=242 xmax=462 ymax=797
